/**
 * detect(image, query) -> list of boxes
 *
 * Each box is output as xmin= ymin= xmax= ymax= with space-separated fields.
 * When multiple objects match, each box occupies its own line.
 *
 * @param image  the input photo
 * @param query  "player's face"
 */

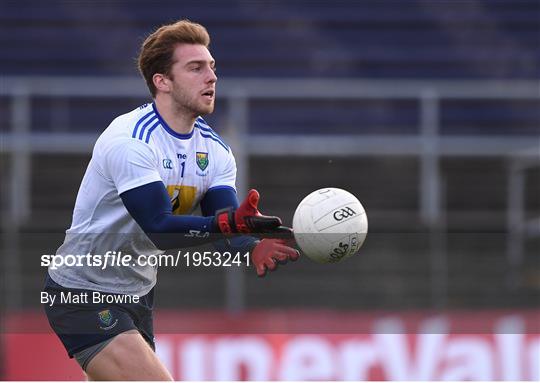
xmin=168 ymin=44 xmax=217 ymax=116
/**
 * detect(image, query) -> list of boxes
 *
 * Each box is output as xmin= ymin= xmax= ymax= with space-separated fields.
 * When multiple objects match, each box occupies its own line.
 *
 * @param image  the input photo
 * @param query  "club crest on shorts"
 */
xmin=98 ymin=309 xmax=118 ymax=330
xmin=196 ymin=152 xmax=209 ymax=171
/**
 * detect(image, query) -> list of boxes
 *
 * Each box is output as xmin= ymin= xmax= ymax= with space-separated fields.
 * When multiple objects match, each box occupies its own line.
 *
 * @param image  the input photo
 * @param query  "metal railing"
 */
xmin=1 ymin=76 xmax=539 ymax=310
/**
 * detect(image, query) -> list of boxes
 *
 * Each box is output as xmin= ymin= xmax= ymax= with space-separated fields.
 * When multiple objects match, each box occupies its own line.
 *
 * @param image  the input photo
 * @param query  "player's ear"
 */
xmin=153 ymin=73 xmax=171 ymax=94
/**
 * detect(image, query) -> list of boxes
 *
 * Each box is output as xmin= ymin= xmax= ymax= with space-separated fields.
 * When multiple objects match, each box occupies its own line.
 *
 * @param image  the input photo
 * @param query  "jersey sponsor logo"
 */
xmin=196 ymin=152 xmax=209 ymax=171
xmin=177 ymin=153 xmax=187 ymax=160
xmin=167 ymin=185 xmax=197 ymax=215
xmin=98 ymin=309 xmax=118 ymax=330
xmin=163 ymin=159 xmax=173 ymax=169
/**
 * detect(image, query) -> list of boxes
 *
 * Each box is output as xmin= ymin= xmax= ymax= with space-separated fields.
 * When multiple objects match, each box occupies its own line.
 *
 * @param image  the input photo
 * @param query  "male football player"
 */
xmin=43 ymin=19 xmax=299 ymax=380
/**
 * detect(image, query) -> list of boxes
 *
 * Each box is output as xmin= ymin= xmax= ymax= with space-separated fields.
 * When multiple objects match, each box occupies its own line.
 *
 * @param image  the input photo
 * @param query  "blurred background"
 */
xmin=1 ymin=0 xmax=539 ymax=380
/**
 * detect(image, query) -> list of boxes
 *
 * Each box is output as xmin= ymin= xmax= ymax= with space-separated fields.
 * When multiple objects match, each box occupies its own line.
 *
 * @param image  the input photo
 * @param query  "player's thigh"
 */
xmin=85 ymin=330 xmax=172 ymax=381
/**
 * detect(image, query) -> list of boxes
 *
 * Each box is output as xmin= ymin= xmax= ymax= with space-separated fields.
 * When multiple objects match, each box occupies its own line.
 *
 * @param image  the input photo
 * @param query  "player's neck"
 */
xmin=153 ymin=98 xmax=195 ymax=135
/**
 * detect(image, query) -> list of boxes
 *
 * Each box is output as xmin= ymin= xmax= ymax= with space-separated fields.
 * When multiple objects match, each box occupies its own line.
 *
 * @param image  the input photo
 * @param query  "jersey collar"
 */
xmin=152 ymin=102 xmax=195 ymax=140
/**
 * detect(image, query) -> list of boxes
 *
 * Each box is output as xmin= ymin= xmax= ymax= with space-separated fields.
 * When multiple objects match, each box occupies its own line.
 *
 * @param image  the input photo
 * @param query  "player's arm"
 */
xmin=120 ymin=181 xmax=215 ymax=249
xmin=120 ymin=181 xmax=296 ymax=254
xmin=105 ymin=136 xmax=285 ymax=249
xmin=200 ymin=186 xmax=299 ymax=277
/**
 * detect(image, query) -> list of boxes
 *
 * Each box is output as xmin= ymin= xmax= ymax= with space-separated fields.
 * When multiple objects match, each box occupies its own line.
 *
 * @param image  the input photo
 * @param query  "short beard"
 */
xmin=171 ymin=85 xmax=213 ymax=117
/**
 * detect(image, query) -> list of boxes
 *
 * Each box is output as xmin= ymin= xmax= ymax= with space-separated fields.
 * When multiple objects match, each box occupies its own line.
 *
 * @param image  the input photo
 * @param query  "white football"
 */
xmin=292 ymin=188 xmax=368 ymax=263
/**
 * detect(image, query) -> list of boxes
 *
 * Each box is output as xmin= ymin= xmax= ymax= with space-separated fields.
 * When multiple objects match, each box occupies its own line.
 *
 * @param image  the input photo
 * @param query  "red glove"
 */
xmin=215 ymin=189 xmax=291 ymax=236
xmin=251 ymin=238 xmax=300 ymax=277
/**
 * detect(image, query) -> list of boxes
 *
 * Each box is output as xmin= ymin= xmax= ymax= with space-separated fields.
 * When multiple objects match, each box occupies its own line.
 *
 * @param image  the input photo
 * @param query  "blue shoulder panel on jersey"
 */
xmin=195 ymin=118 xmax=229 ymax=152
xmin=137 ymin=115 xmax=159 ymax=141
xmin=199 ymin=131 xmax=229 ymax=152
xmin=196 ymin=117 xmax=226 ymax=142
xmin=144 ymin=120 xmax=161 ymax=143
xmin=132 ymin=111 xmax=157 ymax=140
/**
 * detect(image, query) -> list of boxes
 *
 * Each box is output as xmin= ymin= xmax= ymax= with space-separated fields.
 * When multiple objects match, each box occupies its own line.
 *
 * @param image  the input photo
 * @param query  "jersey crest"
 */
xmin=196 ymin=152 xmax=209 ymax=171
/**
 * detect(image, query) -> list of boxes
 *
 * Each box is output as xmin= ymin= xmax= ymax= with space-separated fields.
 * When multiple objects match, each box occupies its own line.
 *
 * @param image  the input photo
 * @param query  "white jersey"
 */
xmin=49 ymin=102 xmax=236 ymax=295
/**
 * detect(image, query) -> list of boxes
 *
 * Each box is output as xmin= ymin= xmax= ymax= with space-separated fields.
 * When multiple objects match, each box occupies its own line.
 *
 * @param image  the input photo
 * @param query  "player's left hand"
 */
xmin=251 ymin=238 xmax=300 ymax=277
xmin=215 ymin=189 xmax=292 ymax=236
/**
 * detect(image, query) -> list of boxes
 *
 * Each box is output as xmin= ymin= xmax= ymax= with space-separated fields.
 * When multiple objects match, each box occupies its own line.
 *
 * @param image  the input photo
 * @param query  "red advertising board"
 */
xmin=3 ymin=309 xmax=539 ymax=380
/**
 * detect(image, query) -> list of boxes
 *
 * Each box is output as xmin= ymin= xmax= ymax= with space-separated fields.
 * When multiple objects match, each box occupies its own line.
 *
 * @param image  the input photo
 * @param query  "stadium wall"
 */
xmin=3 ymin=309 xmax=539 ymax=380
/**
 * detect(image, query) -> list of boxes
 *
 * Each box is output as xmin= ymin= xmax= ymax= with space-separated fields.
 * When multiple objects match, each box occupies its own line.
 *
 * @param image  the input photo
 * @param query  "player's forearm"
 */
xmin=121 ymin=181 xmax=218 ymax=249
xmin=143 ymin=210 xmax=259 ymax=252
xmin=145 ymin=213 xmax=218 ymax=249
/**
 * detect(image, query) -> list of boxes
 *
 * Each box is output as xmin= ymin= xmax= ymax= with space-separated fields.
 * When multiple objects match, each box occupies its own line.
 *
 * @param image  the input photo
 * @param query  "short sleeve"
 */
xmin=103 ymin=138 xmax=163 ymax=195
xmin=208 ymin=149 xmax=237 ymax=191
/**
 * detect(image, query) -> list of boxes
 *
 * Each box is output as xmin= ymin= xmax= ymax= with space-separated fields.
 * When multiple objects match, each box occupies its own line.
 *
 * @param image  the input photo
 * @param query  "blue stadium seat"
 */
xmin=0 ymin=0 xmax=538 ymax=134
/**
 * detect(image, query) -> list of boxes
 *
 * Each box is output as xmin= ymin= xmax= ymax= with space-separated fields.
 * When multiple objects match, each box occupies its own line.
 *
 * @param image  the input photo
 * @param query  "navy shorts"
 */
xmin=43 ymin=274 xmax=155 ymax=358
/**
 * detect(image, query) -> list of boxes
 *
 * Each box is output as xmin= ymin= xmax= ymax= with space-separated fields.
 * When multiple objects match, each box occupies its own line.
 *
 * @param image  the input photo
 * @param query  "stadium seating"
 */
xmin=1 ymin=0 xmax=538 ymax=310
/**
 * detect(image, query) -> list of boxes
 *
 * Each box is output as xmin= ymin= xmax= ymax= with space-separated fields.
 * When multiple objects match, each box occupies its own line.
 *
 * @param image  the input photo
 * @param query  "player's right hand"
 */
xmin=251 ymin=238 xmax=300 ymax=277
xmin=215 ymin=189 xmax=291 ymax=236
